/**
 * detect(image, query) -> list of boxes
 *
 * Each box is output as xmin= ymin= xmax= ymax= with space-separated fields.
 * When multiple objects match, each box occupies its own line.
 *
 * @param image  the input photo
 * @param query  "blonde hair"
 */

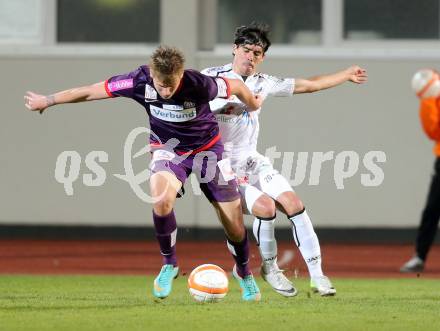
xmin=150 ymin=45 xmax=185 ymax=84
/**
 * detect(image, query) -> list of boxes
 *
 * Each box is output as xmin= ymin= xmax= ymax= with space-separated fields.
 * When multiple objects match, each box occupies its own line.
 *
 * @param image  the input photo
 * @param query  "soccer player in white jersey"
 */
xmin=202 ymin=23 xmax=367 ymax=297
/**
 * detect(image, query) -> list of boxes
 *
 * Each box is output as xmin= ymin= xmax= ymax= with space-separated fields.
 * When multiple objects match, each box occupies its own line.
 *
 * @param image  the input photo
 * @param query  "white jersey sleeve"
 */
xmin=202 ymin=64 xmax=236 ymax=113
xmin=263 ymin=74 xmax=295 ymax=97
xmin=214 ymin=77 xmax=229 ymax=98
xmin=202 ymin=64 xmax=295 ymax=165
xmin=200 ymin=68 xmax=210 ymax=75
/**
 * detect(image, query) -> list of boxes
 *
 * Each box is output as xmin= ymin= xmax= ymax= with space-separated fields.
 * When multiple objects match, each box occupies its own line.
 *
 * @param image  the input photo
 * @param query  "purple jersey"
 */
xmin=105 ymin=66 xmax=230 ymax=153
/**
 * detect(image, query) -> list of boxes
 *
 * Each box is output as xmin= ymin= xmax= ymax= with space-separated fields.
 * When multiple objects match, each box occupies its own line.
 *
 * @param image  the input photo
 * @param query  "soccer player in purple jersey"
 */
xmin=24 ymin=46 xmax=263 ymax=301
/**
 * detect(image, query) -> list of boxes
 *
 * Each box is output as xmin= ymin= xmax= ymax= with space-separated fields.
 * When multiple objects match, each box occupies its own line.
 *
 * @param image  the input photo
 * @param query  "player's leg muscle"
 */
xmin=150 ymin=171 xmax=182 ymax=216
xmin=275 ymin=191 xmax=304 ymax=216
xmin=212 ymin=199 xmax=245 ymax=242
xmin=251 ymin=193 xmax=276 ymax=219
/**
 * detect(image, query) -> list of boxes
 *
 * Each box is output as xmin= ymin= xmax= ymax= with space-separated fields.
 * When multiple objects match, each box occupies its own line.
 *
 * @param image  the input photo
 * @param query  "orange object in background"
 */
xmin=419 ymin=97 xmax=440 ymax=156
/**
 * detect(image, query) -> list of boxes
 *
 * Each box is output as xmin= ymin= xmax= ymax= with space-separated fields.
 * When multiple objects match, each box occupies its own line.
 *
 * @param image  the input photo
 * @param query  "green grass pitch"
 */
xmin=0 ymin=275 xmax=439 ymax=331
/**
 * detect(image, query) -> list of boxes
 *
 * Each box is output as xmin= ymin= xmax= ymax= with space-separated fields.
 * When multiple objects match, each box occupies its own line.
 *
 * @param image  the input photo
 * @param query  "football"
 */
xmin=411 ymin=69 xmax=440 ymax=98
xmin=187 ymin=264 xmax=229 ymax=302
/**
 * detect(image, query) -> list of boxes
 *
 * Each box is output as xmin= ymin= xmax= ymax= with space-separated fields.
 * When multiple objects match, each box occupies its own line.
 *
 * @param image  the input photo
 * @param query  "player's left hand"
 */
xmin=347 ymin=65 xmax=368 ymax=84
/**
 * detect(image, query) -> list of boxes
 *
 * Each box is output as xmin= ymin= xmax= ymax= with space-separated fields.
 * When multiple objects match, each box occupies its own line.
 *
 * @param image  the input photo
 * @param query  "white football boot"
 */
xmin=310 ymin=275 xmax=336 ymax=296
xmin=261 ymin=260 xmax=298 ymax=297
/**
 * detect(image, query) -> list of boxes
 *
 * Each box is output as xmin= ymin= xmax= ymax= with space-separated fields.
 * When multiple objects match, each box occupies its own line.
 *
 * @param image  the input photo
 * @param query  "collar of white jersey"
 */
xmin=227 ymin=63 xmax=263 ymax=81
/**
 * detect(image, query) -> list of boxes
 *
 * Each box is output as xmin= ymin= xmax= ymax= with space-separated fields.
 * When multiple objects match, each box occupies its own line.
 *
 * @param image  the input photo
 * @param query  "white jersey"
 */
xmin=201 ymin=63 xmax=295 ymax=167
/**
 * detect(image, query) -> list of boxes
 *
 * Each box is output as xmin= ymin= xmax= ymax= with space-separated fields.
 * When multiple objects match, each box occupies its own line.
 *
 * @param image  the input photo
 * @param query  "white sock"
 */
xmin=289 ymin=209 xmax=324 ymax=278
xmin=252 ymin=216 xmax=277 ymax=271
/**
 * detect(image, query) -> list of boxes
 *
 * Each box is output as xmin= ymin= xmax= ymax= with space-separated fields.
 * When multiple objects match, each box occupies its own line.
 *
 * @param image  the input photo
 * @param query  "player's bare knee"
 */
xmin=226 ymin=226 xmax=245 ymax=242
xmin=278 ymin=192 xmax=304 ymax=216
xmin=253 ymin=195 xmax=276 ymax=219
xmin=153 ymin=199 xmax=174 ymax=216
xmin=284 ymin=199 xmax=304 ymax=216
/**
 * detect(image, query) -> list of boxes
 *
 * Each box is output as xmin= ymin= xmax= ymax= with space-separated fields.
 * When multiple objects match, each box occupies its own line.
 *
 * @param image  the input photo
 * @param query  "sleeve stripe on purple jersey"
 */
xmin=106 ymin=78 xmax=134 ymax=93
xmin=104 ymin=80 xmax=114 ymax=98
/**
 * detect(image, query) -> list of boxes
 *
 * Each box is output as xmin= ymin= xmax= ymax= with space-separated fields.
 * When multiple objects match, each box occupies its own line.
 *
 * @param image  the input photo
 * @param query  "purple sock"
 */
xmin=226 ymin=231 xmax=251 ymax=277
xmin=153 ymin=210 xmax=178 ymax=267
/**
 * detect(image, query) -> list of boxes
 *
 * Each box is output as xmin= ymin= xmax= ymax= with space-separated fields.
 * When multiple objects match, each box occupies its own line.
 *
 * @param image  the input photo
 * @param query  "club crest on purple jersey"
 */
xmin=145 ymin=84 xmax=158 ymax=101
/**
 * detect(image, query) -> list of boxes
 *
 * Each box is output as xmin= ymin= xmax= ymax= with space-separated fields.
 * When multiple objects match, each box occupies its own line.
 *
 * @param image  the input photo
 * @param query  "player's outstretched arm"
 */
xmin=24 ymin=81 xmax=110 ymax=114
xmin=294 ymin=65 xmax=368 ymax=94
xmin=228 ymin=78 xmax=263 ymax=111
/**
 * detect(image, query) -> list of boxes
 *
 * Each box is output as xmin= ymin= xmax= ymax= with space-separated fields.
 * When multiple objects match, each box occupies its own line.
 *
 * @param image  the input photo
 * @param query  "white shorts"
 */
xmin=234 ymin=152 xmax=294 ymax=214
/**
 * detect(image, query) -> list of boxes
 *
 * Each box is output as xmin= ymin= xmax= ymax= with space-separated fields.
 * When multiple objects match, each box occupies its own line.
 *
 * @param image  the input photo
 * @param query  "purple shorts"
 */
xmin=150 ymin=141 xmax=239 ymax=202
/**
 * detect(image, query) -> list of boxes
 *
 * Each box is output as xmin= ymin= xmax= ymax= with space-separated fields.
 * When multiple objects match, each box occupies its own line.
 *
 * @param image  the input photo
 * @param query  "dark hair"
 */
xmin=150 ymin=45 xmax=185 ymax=83
xmin=234 ymin=22 xmax=271 ymax=53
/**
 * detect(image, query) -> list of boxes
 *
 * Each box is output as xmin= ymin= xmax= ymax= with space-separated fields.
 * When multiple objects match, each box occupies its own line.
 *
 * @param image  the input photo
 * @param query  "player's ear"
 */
xmin=232 ymin=44 xmax=238 ymax=56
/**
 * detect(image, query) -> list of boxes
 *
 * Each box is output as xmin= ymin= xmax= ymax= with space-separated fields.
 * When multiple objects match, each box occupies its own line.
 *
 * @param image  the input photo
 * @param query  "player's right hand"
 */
xmin=347 ymin=66 xmax=368 ymax=84
xmin=24 ymin=91 xmax=49 ymax=114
